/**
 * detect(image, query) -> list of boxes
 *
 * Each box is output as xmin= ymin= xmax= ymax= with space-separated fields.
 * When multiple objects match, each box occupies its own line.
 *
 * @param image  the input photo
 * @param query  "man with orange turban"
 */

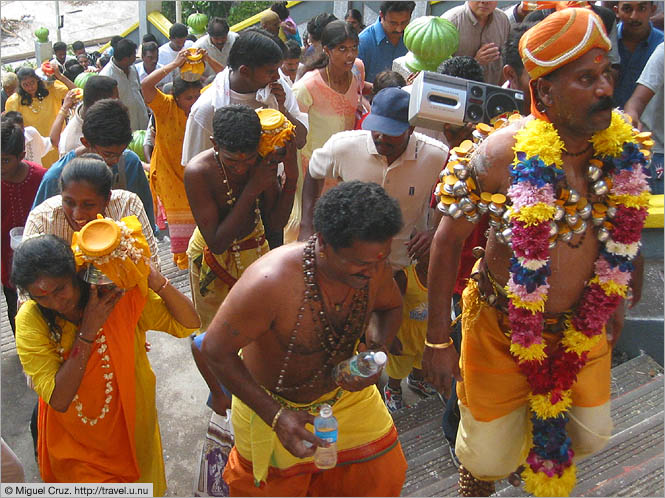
xmin=425 ymin=8 xmax=649 ymax=497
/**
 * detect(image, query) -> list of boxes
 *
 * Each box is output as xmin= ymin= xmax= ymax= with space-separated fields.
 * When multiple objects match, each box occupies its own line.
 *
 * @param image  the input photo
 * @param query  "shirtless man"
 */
xmin=201 ymin=181 xmax=408 ymax=496
xmin=184 ymin=105 xmax=298 ymax=386
xmin=425 ymin=9 xmax=648 ymax=497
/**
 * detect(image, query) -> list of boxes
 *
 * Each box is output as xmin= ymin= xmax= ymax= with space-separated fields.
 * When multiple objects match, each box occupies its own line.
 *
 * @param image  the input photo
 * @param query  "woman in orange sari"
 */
xmin=12 ymin=229 xmax=200 ymax=495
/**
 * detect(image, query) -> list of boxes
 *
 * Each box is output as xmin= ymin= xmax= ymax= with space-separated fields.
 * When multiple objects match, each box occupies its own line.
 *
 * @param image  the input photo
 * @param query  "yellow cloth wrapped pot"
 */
xmin=71 ymin=215 xmax=151 ymax=295
xmin=256 ymin=108 xmax=295 ymax=157
xmin=181 ymin=48 xmax=205 ymax=82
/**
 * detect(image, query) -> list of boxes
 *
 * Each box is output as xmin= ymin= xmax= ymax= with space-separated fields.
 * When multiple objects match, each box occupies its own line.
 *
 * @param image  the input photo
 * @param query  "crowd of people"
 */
xmin=1 ymin=1 xmax=662 ymax=496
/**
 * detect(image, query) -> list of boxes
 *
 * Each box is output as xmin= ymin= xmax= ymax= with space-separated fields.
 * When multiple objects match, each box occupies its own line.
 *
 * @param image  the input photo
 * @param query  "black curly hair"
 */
xmin=313 ymin=181 xmax=403 ymax=250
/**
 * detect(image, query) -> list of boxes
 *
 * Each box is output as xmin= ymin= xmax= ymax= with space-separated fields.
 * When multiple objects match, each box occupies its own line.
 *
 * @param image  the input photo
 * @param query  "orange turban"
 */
xmin=519 ymin=8 xmax=610 ymax=80
xmin=519 ymin=8 xmax=611 ymax=118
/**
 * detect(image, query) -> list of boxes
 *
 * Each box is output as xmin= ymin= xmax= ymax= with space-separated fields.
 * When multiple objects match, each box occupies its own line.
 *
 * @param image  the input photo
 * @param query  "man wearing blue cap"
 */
xmin=299 ymin=87 xmax=448 ymax=271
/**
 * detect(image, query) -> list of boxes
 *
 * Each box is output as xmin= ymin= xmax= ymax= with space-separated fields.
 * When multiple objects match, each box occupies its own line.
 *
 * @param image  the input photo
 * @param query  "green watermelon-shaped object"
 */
xmin=187 ymin=12 xmax=209 ymax=35
xmin=128 ymin=129 xmax=147 ymax=162
xmin=35 ymin=27 xmax=50 ymax=43
xmin=403 ymin=16 xmax=459 ymax=72
xmin=74 ymin=71 xmax=98 ymax=89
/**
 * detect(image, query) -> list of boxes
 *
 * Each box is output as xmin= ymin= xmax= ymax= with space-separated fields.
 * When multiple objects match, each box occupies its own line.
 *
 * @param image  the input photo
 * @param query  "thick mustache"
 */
xmin=589 ymin=97 xmax=615 ymax=113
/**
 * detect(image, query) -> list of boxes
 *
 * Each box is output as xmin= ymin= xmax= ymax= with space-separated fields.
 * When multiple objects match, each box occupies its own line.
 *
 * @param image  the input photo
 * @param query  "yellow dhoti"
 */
xmin=224 ymin=386 xmax=407 ymax=496
xmin=455 ymin=279 xmax=613 ymax=480
xmin=187 ymin=223 xmax=269 ymax=332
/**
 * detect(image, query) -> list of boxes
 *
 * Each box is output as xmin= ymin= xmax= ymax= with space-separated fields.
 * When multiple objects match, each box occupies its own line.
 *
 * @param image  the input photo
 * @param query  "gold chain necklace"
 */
xmin=325 ymin=64 xmax=351 ymax=94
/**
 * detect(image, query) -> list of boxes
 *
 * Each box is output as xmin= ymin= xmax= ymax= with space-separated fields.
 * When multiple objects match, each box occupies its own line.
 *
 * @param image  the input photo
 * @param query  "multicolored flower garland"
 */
xmin=507 ymin=110 xmax=650 ymax=497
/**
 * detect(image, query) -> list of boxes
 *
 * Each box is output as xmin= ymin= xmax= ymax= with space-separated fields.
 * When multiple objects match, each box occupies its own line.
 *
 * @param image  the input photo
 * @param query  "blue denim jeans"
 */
xmin=442 ymin=294 xmax=462 ymax=446
xmin=648 ymin=153 xmax=663 ymax=195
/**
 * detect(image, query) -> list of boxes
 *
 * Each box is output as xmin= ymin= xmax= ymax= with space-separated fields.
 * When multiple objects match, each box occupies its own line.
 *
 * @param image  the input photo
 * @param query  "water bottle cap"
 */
xmin=319 ymin=403 xmax=332 ymax=417
xmin=373 ymin=351 xmax=387 ymax=366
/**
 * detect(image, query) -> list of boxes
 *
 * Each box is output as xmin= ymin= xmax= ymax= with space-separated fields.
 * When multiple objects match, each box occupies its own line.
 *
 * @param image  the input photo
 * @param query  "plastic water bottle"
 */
xmin=313 ymin=404 xmax=338 ymax=469
xmin=333 ymin=350 xmax=388 ymax=385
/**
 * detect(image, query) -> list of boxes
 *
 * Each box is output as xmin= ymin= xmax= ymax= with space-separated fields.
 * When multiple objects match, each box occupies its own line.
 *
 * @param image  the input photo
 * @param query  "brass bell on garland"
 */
xmin=559 ymin=226 xmax=573 ymax=242
xmin=568 ymin=189 xmax=581 ymax=205
xmin=593 ymin=176 xmax=613 ymax=196
xmin=565 ymin=212 xmax=579 ymax=227
xmin=453 ymin=180 xmax=469 ymax=197
xmin=587 ymin=164 xmax=603 ymax=182
xmin=478 ymin=192 xmax=492 ymax=214
xmin=459 ymin=197 xmax=475 ymax=213
xmin=592 ymin=203 xmax=607 ymax=226
xmin=448 ymin=203 xmax=463 ymax=219
xmin=454 ymin=162 xmax=470 ymax=180
xmin=465 ymin=211 xmax=480 ymax=223
xmin=489 ymin=194 xmax=506 ymax=216
xmin=571 ymin=219 xmax=587 ymax=234
xmin=597 ymin=227 xmax=610 ymax=242
xmin=553 ymin=203 xmax=565 ymax=221
xmin=577 ymin=198 xmax=592 ymax=220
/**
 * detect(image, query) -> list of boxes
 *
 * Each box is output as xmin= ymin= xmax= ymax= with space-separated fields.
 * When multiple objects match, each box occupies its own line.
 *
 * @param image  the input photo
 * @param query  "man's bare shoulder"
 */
xmin=185 ymin=148 xmax=216 ymax=175
xmin=470 ymin=117 xmax=531 ymax=188
xmin=237 ymin=243 xmax=306 ymax=293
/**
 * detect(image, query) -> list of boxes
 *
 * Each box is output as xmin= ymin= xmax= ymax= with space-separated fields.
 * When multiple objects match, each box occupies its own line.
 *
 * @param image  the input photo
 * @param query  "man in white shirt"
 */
xmin=3 ymin=111 xmax=52 ymax=165
xmin=158 ymin=23 xmax=194 ymax=66
xmin=57 ymin=76 xmax=119 ymax=156
xmin=182 ymin=28 xmax=308 ymax=167
xmin=134 ymin=41 xmax=171 ymax=88
xmin=299 ymin=87 xmax=449 ymax=270
xmin=193 ymin=17 xmax=238 ymax=83
xmin=100 ymin=38 xmax=150 ymax=131
xmin=625 ymin=42 xmax=664 ymax=194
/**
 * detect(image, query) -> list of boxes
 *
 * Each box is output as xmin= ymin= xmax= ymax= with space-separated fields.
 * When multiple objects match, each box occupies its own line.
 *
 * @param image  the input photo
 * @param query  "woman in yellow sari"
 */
xmin=12 ymin=228 xmax=200 ymax=495
xmin=141 ymin=48 xmax=203 ymax=269
xmin=5 ymin=66 xmax=76 ymax=167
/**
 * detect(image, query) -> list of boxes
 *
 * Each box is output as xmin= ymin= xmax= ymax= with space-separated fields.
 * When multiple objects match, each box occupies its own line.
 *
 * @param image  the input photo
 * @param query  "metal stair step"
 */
xmin=397 ymin=354 xmax=664 ymax=497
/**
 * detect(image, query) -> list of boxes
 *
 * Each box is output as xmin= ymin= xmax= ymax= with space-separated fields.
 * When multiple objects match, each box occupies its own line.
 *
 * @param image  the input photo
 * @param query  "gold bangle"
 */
xmin=271 ymin=407 xmax=284 ymax=430
xmin=77 ymin=334 xmax=94 ymax=344
xmin=424 ymin=337 xmax=454 ymax=349
xmin=156 ymin=277 xmax=169 ymax=294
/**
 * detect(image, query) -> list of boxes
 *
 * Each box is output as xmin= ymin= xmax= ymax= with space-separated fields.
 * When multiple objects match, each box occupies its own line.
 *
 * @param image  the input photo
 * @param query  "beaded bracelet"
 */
xmin=424 ymin=337 xmax=454 ymax=349
xmin=271 ymin=407 xmax=285 ymax=430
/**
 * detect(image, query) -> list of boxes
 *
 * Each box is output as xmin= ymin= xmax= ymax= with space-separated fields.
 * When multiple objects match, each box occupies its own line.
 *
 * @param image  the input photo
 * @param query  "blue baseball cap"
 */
xmin=362 ymin=87 xmax=410 ymax=136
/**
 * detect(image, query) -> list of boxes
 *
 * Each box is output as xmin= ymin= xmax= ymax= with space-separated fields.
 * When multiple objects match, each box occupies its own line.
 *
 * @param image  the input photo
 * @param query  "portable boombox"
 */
xmin=408 ymin=71 xmax=526 ymax=128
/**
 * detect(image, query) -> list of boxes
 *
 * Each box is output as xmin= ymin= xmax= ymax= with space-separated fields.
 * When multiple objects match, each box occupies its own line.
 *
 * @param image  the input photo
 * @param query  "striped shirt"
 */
xmin=24 ymin=189 xmax=160 ymax=268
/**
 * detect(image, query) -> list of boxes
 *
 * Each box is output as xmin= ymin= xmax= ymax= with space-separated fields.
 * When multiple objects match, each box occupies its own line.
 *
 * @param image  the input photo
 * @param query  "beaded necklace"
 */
xmin=52 ymin=326 xmax=114 ymax=426
xmin=214 ymin=150 xmax=263 ymax=271
xmin=27 ymin=95 xmax=44 ymax=114
xmin=274 ymin=236 xmax=369 ymax=394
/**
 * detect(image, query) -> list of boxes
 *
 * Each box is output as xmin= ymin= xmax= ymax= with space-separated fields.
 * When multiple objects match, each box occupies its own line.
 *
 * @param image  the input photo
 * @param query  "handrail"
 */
xmin=645 ymin=194 xmax=664 ymax=229
xmin=230 ymin=1 xmax=301 ymax=32
xmin=147 ymin=11 xmax=173 ymax=38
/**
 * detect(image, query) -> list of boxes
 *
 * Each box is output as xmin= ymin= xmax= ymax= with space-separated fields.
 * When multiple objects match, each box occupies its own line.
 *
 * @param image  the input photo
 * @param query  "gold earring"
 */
xmin=319 ymin=251 xmax=326 ymax=260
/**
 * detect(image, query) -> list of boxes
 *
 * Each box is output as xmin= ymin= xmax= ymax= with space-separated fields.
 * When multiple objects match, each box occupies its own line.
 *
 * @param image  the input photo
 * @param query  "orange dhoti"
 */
xmin=454 ymin=279 xmax=613 ymax=481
